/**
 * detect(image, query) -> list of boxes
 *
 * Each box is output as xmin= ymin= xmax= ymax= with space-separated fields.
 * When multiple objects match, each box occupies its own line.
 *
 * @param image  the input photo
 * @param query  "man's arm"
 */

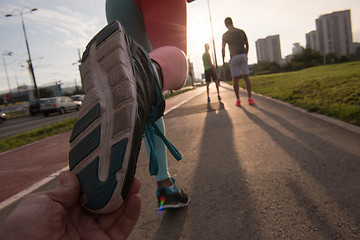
xmin=244 ymin=32 xmax=249 ymax=55
xmin=222 ymin=40 xmax=226 ymax=65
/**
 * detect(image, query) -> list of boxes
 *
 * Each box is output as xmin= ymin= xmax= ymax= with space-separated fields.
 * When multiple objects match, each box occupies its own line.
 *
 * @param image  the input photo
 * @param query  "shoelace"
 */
xmin=142 ymin=52 xmax=182 ymax=176
xmin=144 ymin=117 xmax=182 ymax=175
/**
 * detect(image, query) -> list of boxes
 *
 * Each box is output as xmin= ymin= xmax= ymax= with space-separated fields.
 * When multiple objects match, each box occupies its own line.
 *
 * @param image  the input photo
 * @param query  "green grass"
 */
xmin=0 ymin=118 xmax=78 ymax=153
xmin=0 ymin=102 xmax=29 ymax=119
xmin=164 ymin=87 xmax=195 ymax=99
xmin=6 ymin=111 xmax=28 ymax=119
xmin=235 ymin=61 xmax=360 ymax=126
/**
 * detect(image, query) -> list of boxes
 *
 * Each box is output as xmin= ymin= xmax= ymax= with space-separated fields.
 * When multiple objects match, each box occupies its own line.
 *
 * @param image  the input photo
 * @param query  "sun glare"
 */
xmin=188 ymin=20 xmax=212 ymax=46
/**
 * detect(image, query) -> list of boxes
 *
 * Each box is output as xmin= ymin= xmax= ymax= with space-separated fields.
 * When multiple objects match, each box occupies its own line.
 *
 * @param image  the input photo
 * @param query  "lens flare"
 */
xmin=158 ymin=197 xmax=166 ymax=216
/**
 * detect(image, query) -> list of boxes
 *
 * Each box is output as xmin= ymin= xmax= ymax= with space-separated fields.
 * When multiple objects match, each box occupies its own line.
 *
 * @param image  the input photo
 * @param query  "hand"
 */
xmin=0 ymin=171 xmax=141 ymax=240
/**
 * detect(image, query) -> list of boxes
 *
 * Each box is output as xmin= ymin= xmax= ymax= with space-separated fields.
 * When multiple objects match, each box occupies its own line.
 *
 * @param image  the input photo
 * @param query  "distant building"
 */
xmin=255 ymin=34 xmax=282 ymax=64
xmin=292 ymin=43 xmax=303 ymax=55
xmin=315 ymin=9 xmax=354 ymax=56
xmin=306 ymin=30 xmax=319 ymax=51
xmin=284 ymin=54 xmax=293 ymax=64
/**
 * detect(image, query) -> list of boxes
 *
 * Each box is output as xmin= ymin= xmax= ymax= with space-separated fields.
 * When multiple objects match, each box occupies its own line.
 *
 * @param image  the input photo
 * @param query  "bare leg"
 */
xmin=243 ymin=74 xmax=252 ymax=98
xmin=206 ymin=82 xmax=210 ymax=99
xmin=206 ymin=82 xmax=211 ymax=102
xmin=157 ymin=178 xmax=173 ymax=187
xmin=215 ymin=79 xmax=220 ymax=96
xmin=232 ymin=76 xmax=240 ymax=99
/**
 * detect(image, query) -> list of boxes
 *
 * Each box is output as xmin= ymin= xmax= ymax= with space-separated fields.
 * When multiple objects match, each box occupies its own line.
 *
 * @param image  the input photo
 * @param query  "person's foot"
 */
xmin=157 ymin=179 xmax=190 ymax=210
xmin=218 ymin=95 xmax=221 ymax=101
xmin=248 ymin=98 xmax=255 ymax=105
xmin=208 ymin=97 xmax=211 ymax=103
xmin=235 ymin=99 xmax=241 ymax=106
xmin=68 ymin=21 xmax=164 ymax=213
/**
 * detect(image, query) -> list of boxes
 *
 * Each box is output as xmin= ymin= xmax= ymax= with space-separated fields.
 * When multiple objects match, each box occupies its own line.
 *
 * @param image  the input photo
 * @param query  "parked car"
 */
xmin=29 ymin=99 xmax=43 ymax=116
xmin=0 ymin=109 xmax=6 ymax=122
xmin=40 ymin=96 xmax=81 ymax=116
xmin=71 ymin=94 xmax=85 ymax=107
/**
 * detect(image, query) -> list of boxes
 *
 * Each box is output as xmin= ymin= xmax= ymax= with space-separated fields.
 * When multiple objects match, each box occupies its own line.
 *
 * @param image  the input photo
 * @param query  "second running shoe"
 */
xmin=68 ymin=21 xmax=165 ymax=213
xmin=248 ymin=98 xmax=255 ymax=105
xmin=157 ymin=179 xmax=190 ymax=211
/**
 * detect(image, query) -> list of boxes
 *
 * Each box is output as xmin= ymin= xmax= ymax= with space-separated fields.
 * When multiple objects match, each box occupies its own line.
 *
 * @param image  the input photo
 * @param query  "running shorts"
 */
xmin=229 ymin=53 xmax=249 ymax=77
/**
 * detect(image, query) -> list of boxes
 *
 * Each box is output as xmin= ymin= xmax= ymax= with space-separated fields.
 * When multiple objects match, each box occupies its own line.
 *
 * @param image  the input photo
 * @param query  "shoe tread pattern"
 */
xmin=76 ymin=139 xmax=127 ymax=210
xmin=69 ymin=21 xmax=137 ymax=213
xmin=69 ymin=103 xmax=101 ymax=143
xmin=69 ymin=125 xmax=101 ymax=170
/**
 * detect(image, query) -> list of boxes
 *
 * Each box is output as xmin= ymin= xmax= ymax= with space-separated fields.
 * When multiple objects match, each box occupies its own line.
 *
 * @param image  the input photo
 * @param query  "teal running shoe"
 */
xmin=157 ymin=179 xmax=190 ymax=210
xmin=68 ymin=21 xmax=165 ymax=213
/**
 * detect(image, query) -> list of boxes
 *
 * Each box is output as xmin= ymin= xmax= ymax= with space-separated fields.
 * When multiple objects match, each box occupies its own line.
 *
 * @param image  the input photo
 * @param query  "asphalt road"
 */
xmin=0 ymin=83 xmax=359 ymax=239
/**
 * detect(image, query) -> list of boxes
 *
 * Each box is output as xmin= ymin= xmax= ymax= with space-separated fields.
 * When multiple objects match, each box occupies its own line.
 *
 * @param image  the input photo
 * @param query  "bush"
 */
xmin=250 ymin=48 xmax=355 ymax=76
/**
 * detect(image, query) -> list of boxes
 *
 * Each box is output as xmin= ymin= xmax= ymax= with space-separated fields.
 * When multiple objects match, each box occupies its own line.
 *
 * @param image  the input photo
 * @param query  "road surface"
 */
xmin=0 ymin=83 xmax=359 ymax=239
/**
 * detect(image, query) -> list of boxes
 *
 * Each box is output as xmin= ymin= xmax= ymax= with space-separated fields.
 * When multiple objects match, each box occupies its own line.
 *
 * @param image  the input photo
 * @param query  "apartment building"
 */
xmin=314 ymin=9 xmax=354 ymax=56
xmin=255 ymin=34 xmax=282 ymax=64
xmin=305 ymin=30 xmax=319 ymax=51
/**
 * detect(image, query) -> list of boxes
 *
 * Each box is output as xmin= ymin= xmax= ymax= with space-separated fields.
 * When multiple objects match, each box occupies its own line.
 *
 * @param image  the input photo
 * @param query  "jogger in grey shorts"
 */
xmin=222 ymin=17 xmax=255 ymax=106
xmin=230 ymin=53 xmax=249 ymax=76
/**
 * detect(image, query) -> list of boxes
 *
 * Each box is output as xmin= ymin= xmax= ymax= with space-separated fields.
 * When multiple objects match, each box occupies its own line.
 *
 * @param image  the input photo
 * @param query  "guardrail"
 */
xmin=0 ymin=103 xmax=29 ymax=119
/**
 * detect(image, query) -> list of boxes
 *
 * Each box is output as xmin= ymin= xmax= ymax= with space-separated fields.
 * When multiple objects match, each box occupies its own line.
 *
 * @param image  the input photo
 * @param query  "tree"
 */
xmin=291 ymin=48 xmax=323 ymax=68
xmin=355 ymin=45 xmax=360 ymax=60
xmin=251 ymin=61 xmax=282 ymax=75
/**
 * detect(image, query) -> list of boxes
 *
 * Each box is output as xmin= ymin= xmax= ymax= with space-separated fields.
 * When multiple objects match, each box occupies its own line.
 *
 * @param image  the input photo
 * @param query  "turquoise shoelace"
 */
xmin=135 ymin=52 xmax=182 ymax=176
xmin=144 ymin=117 xmax=182 ymax=176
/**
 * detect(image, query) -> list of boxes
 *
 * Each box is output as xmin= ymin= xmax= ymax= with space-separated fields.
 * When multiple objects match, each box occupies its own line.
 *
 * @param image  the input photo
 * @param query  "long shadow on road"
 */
xmin=242 ymin=105 xmax=360 ymax=238
xmin=186 ymin=101 xmax=260 ymax=239
xmin=153 ymin=99 xmax=260 ymax=239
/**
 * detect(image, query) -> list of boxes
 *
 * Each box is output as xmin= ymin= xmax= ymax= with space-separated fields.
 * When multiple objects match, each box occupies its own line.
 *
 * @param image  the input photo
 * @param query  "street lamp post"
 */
xmin=207 ymin=0 xmax=218 ymax=69
xmin=5 ymin=8 xmax=40 ymax=99
xmin=72 ymin=48 xmax=83 ymax=90
xmin=2 ymin=51 xmax=13 ymax=98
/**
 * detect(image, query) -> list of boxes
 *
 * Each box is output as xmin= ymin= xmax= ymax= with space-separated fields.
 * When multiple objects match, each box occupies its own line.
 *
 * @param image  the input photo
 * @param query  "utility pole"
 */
xmin=6 ymin=8 xmax=39 ymax=99
xmin=72 ymin=48 xmax=82 ymax=90
xmin=207 ymin=0 xmax=218 ymax=69
xmin=2 ymin=51 xmax=13 ymax=98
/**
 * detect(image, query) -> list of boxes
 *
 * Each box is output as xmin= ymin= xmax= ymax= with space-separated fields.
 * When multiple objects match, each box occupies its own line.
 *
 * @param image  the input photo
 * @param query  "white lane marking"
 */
xmin=164 ymin=87 xmax=206 ymax=115
xmin=0 ymin=166 xmax=69 ymax=210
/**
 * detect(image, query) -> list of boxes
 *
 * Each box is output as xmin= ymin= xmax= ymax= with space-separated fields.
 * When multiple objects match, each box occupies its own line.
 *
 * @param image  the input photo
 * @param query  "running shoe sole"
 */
xmin=160 ymin=199 xmax=190 ymax=210
xmin=158 ymin=192 xmax=190 ymax=210
xmin=69 ymin=22 xmax=140 ymax=213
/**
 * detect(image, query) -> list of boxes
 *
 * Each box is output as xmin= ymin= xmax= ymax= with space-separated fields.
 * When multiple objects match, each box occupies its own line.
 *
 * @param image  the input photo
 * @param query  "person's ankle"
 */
xmin=157 ymin=178 xmax=173 ymax=187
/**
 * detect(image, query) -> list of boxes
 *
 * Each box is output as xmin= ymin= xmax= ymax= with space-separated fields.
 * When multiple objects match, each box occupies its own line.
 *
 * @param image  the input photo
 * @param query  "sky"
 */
xmin=0 ymin=0 xmax=359 ymax=93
